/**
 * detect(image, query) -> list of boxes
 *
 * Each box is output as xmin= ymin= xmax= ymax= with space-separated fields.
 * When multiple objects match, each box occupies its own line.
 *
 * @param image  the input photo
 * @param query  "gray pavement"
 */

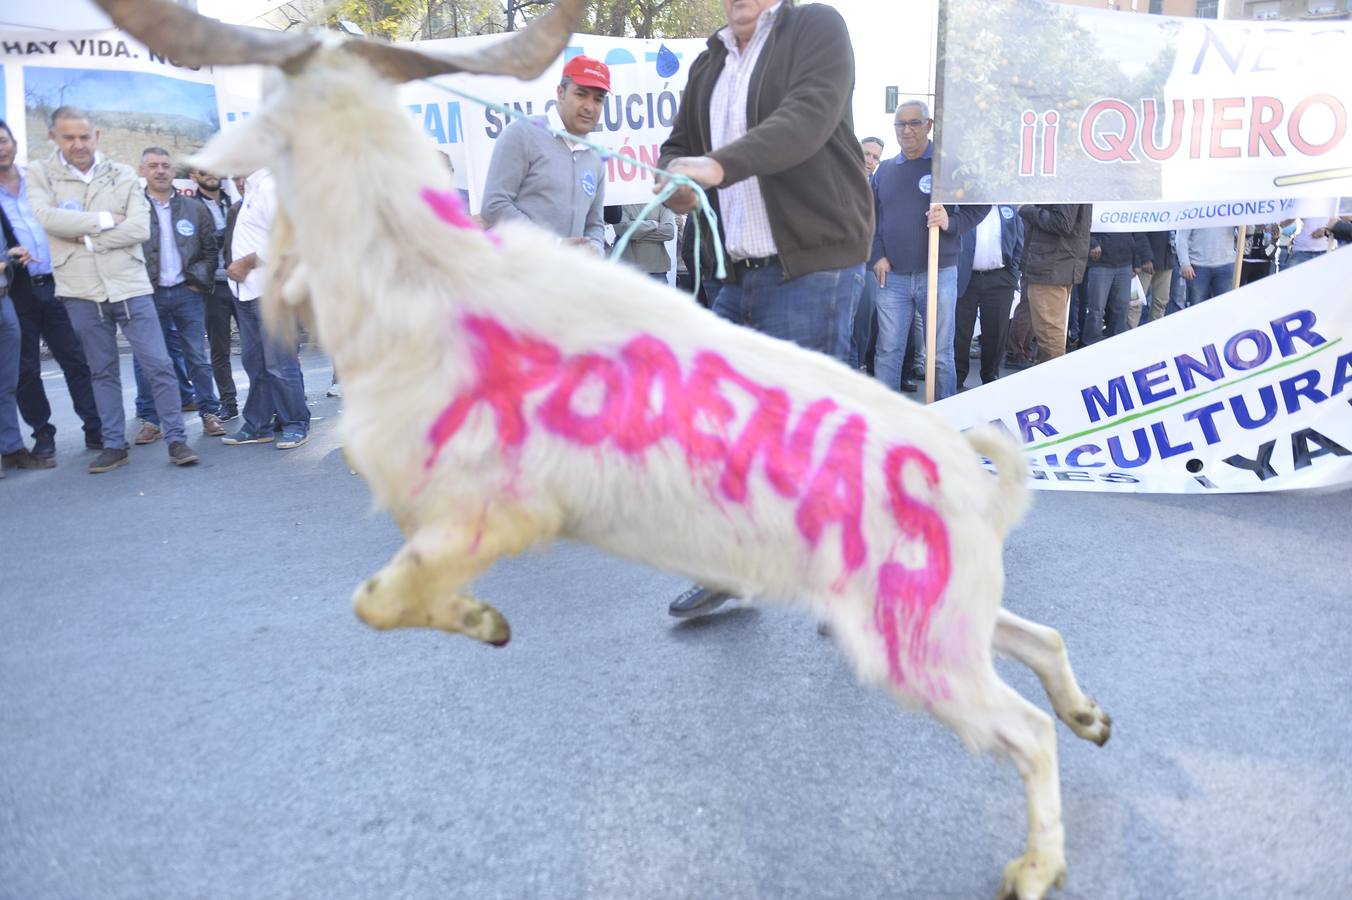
xmin=2 ymin=350 xmax=1351 ymax=900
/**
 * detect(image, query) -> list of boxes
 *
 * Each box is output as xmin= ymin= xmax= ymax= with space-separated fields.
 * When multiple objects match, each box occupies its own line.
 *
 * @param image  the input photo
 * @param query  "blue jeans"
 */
xmin=1082 ymin=265 xmax=1132 ymax=345
xmin=136 ymin=284 xmax=219 ymax=420
xmin=711 ymin=261 xmax=862 ymax=364
xmin=1285 ymin=250 xmax=1324 ymax=269
xmin=874 ymin=266 xmax=959 ymax=399
xmin=1067 ymin=280 xmax=1085 ymax=344
xmin=234 ymin=298 xmax=310 ymax=435
xmin=64 ymin=295 xmax=186 ymax=448
xmin=0 ymin=294 xmax=24 ymax=454
xmin=134 ymin=320 xmax=196 ymax=422
xmin=1185 ymin=263 xmax=1234 ymax=307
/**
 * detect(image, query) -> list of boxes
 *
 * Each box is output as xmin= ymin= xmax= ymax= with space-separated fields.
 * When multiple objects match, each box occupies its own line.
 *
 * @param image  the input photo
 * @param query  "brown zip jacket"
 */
xmin=659 ymin=3 xmax=873 ymax=281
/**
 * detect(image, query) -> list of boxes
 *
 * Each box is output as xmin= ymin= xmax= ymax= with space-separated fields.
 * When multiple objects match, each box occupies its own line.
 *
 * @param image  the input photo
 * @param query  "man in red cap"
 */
xmin=481 ymin=55 xmax=611 ymax=254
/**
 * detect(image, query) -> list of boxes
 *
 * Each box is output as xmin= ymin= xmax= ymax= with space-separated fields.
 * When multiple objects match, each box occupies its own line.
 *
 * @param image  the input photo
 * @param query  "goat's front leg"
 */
xmin=353 ymin=510 xmax=551 ymax=646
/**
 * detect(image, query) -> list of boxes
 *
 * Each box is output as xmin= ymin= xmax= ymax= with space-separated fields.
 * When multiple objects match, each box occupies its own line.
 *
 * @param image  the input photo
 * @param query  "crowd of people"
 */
xmin=3 ymin=0 xmax=1350 ymax=498
xmin=0 ymin=106 xmax=311 ymax=478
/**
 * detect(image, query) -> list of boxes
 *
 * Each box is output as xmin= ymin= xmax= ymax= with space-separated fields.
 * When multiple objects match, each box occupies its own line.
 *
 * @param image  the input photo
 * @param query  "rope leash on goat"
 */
xmin=418 ymin=77 xmax=728 ymax=297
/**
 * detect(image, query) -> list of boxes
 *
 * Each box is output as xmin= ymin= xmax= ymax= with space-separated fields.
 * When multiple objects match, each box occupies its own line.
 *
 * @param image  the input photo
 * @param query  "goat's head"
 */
xmin=91 ymin=0 xmax=586 ymax=175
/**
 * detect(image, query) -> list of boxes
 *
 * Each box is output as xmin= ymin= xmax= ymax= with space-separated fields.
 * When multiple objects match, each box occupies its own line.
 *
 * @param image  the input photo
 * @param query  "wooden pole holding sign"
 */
xmin=926 ymin=0 xmax=947 ymax=406
xmin=1232 ymin=225 xmax=1247 ymax=291
xmin=925 ymin=222 xmax=939 ymax=404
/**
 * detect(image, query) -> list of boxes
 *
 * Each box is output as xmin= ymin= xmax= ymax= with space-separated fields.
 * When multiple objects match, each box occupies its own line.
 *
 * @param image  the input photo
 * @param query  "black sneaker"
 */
xmin=668 ymin=585 xmax=733 ymax=619
xmin=32 ymin=433 xmax=56 ymax=460
xmin=89 ymin=448 xmax=130 ymax=473
xmin=218 ymin=404 xmax=239 ymax=422
xmin=85 ymin=435 xmax=103 ymax=451
xmin=167 ymin=442 xmax=199 ymax=466
xmin=2 ymin=447 xmax=55 ymax=470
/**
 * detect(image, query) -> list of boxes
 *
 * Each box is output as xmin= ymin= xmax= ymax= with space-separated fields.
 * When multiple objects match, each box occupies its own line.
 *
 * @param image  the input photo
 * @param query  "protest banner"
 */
xmin=933 ymin=0 xmax=1352 ymax=204
xmin=932 ymin=248 xmax=1352 ymax=493
xmin=207 ymin=32 xmax=705 ymax=211
xmin=1090 ymin=197 xmax=1338 ymax=233
xmin=1 ymin=31 xmax=220 ymax=167
xmin=3 ymin=27 xmax=702 ymax=210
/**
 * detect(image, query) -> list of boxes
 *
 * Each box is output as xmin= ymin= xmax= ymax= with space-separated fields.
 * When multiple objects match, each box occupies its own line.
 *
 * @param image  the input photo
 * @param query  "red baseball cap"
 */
xmin=562 ymin=55 xmax=611 ymax=93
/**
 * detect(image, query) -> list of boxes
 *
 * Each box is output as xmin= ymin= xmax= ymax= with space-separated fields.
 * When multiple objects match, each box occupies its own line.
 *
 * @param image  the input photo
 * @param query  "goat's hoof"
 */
xmin=997 ymin=849 xmax=1066 ymax=900
xmin=353 ymin=575 xmax=400 ymax=630
xmin=458 ymin=604 xmax=511 ymax=647
xmin=1064 ymin=698 xmax=1112 ymax=747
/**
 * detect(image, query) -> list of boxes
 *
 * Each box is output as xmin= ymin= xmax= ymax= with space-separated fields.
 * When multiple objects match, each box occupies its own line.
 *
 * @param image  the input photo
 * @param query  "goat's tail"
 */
xmin=963 ymin=425 xmax=1031 ymax=536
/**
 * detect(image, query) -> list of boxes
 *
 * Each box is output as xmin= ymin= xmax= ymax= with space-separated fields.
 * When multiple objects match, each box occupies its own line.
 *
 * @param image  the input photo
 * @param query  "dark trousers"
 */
xmin=955 ymin=268 xmax=1016 ymax=388
xmin=205 ymin=280 xmax=238 ymax=407
xmin=15 ymin=276 xmax=101 ymax=444
xmin=1240 ymin=259 xmax=1270 ymax=286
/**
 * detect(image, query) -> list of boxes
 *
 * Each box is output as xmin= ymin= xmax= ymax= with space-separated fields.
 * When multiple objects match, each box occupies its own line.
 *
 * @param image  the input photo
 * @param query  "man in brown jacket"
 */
xmin=658 ymin=0 xmax=873 ymax=617
xmin=1018 ymin=203 xmax=1092 ymax=365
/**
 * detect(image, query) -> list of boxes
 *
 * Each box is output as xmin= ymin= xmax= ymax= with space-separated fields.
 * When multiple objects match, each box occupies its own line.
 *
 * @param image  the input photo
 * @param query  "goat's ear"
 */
xmin=190 ymin=112 xmax=286 ymax=177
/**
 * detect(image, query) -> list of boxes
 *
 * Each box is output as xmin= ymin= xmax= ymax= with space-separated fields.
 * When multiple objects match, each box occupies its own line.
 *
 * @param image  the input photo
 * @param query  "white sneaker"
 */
xmin=326 ymin=383 xmax=342 ymax=399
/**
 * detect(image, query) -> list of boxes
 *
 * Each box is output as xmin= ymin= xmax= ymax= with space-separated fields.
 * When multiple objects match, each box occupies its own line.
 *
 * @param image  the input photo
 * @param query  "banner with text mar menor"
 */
xmin=931 ymin=252 xmax=1352 ymax=493
xmin=934 ymin=0 xmax=1352 ymax=204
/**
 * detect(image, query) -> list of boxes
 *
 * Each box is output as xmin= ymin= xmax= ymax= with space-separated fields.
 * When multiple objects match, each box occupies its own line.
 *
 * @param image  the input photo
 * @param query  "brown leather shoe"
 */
xmin=89 ymin=448 xmax=130 ymax=473
xmin=202 ymin=413 xmax=226 ymax=437
xmin=134 ymin=420 xmax=162 ymax=445
xmin=168 ymin=442 xmax=199 ymax=466
xmin=1 ymin=447 xmax=56 ymax=470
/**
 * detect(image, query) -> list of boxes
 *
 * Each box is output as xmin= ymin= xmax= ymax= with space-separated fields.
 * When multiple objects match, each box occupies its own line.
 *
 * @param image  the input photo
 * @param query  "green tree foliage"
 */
xmin=327 ymin=0 xmax=723 ymax=39
xmin=938 ymin=0 xmax=1177 ymax=201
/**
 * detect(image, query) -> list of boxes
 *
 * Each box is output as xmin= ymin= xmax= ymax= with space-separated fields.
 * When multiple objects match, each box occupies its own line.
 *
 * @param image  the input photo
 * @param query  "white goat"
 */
xmin=96 ymin=2 xmax=1111 ymax=897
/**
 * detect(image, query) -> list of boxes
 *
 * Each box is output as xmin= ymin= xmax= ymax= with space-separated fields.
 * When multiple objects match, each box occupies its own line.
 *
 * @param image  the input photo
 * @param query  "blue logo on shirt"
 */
xmin=175 ymin=219 xmax=195 ymax=237
xmin=918 ymin=175 xmax=932 ymax=195
xmin=1000 ymin=205 xmax=1014 ymax=220
xmin=580 ymin=170 xmax=597 ymax=198
xmin=59 ymin=199 xmax=83 ymax=212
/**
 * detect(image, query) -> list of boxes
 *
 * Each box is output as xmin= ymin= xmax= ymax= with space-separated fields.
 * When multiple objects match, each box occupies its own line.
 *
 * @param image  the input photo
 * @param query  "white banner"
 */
xmin=935 ymin=1 xmax=1352 ymax=204
xmin=1090 ymin=197 xmax=1338 ymax=233
xmin=933 ymin=251 xmax=1352 ymax=493
xmin=211 ymin=33 xmax=705 ymax=212
xmin=4 ymin=28 xmax=703 ymax=212
xmin=1 ymin=31 xmax=220 ymax=168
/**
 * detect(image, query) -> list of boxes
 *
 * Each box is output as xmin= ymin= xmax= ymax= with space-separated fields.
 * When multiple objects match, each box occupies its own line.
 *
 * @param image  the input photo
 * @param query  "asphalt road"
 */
xmin=3 ymin=350 xmax=1350 ymax=900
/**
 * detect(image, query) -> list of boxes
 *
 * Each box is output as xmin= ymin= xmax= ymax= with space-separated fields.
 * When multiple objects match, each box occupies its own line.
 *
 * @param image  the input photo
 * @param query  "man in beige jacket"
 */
xmin=28 ymin=106 xmax=197 ymax=472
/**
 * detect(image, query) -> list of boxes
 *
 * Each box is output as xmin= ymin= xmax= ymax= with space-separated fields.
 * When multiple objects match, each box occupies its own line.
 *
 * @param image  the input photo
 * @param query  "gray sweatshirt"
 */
xmin=1175 ymin=226 xmax=1237 ymax=268
xmin=480 ymin=116 xmax=605 ymax=252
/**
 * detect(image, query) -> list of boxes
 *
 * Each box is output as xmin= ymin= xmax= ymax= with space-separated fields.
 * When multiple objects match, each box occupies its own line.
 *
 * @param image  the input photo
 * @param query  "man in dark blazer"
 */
xmin=955 ymin=204 xmax=1023 ymax=388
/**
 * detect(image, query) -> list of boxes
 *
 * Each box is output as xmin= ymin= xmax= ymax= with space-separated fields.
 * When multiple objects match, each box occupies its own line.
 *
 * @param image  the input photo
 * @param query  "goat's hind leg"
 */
xmin=927 ymin=669 xmax=1068 ymax=900
xmin=354 ymin=510 xmax=549 ymax=646
xmin=994 ymin=609 xmax=1111 ymax=746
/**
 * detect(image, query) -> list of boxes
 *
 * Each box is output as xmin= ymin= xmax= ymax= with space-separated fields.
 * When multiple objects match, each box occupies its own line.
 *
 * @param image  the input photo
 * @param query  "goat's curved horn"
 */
xmin=341 ymin=0 xmax=588 ymax=82
xmin=91 ymin=0 xmax=321 ymax=70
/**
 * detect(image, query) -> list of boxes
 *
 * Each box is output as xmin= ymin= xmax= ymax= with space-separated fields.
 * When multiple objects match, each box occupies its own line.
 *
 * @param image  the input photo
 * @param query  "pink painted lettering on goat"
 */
xmin=538 ymin=353 xmax=627 ymax=445
xmin=874 ymin=446 xmax=953 ymax=691
xmin=421 ymin=187 xmax=502 ymax=247
xmin=427 ymin=315 xmax=947 ymax=615
xmin=614 ymin=336 xmax=684 ymax=454
xmin=426 ymin=316 xmax=560 ymax=463
xmin=795 ymin=414 xmax=869 ymax=574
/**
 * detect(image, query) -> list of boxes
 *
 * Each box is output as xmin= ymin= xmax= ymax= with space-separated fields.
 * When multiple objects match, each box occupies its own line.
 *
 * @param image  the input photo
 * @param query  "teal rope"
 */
xmin=417 ymin=77 xmax=727 ymax=294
